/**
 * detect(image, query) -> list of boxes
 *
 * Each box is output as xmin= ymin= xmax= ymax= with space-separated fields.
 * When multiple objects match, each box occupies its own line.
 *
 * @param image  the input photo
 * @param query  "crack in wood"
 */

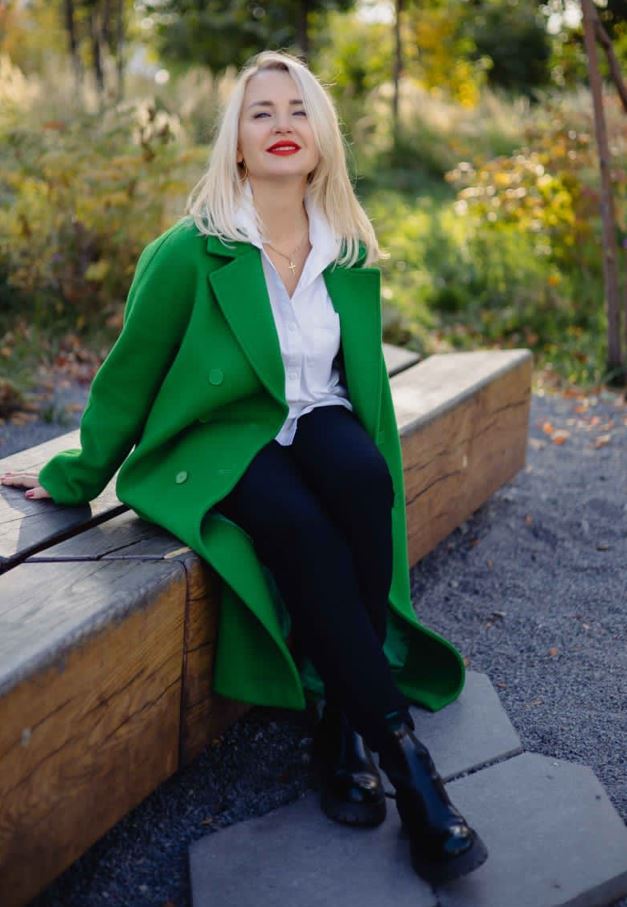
xmin=405 ymin=470 xmax=464 ymax=507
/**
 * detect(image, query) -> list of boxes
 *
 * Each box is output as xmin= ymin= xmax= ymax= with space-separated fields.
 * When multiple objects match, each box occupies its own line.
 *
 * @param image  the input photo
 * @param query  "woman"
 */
xmin=1 ymin=50 xmax=488 ymax=883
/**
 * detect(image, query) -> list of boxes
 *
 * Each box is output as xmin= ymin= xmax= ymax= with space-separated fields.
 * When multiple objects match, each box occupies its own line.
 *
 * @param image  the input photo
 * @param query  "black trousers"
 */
xmin=213 ymin=403 xmax=413 ymax=752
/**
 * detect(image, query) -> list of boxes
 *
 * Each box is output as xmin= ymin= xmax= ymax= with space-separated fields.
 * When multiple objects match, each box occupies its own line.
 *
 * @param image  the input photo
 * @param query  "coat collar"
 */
xmin=204 ymin=193 xmax=381 ymax=439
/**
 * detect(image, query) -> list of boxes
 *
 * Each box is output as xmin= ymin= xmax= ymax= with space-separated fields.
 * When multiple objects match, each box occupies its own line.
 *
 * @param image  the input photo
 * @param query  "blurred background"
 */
xmin=0 ymin=0 xmax=625 ymax=430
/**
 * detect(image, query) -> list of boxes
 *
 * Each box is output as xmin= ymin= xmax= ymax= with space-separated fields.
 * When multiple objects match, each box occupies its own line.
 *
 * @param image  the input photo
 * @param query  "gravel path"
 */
xmin=3 ymin=379 xmax=625 ymax=907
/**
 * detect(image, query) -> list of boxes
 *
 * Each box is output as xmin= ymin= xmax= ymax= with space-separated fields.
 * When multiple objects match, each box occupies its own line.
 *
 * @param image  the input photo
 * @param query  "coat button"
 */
xmin=175 ymin=470 xmax=188 ymax=484
xmin=209 ymin=368 xmax=223 ymax=385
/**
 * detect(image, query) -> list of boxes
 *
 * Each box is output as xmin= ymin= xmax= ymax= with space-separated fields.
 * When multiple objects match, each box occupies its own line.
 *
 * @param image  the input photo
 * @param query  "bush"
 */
xmin=0 ymin=58 xmax=207 ymax=331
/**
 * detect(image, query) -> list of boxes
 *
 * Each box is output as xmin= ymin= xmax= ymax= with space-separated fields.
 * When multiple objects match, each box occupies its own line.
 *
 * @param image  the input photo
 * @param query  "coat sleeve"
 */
xmin=38 ymin=223 xmax=197 ymax=506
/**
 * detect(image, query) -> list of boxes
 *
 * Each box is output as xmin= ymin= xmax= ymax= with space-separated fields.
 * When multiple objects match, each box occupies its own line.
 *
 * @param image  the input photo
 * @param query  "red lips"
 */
xmin=267 ymin=141 xmax=301 ymax=152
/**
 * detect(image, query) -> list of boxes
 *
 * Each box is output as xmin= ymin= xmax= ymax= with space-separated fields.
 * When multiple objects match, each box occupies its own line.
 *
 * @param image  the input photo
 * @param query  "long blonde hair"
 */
xmin=185 ymin=50 xmax=386 ymax=268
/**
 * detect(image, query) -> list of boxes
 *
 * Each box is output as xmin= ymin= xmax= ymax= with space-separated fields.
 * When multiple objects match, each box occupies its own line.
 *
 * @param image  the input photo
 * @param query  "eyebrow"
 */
xmin=247 ymin=99 xmax=305 ymax=110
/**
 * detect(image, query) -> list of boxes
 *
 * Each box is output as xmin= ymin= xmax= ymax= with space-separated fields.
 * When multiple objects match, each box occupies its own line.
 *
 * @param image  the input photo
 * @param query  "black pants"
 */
xmin=213 ymin=404 xmax=413 ymax=752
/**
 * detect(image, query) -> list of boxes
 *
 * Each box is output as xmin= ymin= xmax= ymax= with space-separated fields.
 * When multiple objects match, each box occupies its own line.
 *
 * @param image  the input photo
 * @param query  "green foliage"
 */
xmin=359 ymin=88 xmax=625 ymax=389
xmin=346 ymin=79 xmax=527 ymax=187
xmin=403 ymin=0 xmax=490 ymax=107
xmin=461 ymin=0 xmax=552 ymax=97
xmin=311 ymin=10 xmax=393 ymax=99
xmin=0 ymin=83 xmax=206 ymax=330
xmin=137 ymin=0 xmax=354 ymax=74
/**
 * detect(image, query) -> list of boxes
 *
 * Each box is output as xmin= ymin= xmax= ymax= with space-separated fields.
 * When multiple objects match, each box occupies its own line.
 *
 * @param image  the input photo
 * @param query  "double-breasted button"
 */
xmin=208 ymin=368 xmax=223 ymax=386
xmin=175 ymin=470 xmax=188 ymax=484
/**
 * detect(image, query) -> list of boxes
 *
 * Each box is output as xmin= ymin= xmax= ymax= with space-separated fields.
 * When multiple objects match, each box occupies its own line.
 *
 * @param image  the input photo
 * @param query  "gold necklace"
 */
xmin=263 ymin=230 xmax=310 ymax=275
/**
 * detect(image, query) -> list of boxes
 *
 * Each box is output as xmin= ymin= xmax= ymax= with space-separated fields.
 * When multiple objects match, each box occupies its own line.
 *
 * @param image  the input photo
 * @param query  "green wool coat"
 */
xmin=39 ymin=217 xmax=466 ymax=712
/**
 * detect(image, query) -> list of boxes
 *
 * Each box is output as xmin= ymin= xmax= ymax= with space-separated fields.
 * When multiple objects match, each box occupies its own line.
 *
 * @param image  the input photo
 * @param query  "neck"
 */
xmin=247 ymin=176 xmax=310 ymax=247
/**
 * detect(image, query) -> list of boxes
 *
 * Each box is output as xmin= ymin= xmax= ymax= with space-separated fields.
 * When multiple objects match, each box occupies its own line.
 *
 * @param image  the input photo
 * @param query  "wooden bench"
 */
xmin=0 ymin=346 xmax=532 ymax=906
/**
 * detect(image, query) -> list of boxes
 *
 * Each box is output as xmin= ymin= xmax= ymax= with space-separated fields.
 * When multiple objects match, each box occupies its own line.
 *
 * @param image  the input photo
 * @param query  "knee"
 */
xmin=338 ymin=452 xmax=395 ymax=508
xmin=261 ymin=503 xmax=341 ymax=555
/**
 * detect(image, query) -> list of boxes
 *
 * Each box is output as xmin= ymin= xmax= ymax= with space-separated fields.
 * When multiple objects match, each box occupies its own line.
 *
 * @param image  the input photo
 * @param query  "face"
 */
xmin=237 ymin=69 xmax=319 ymax=187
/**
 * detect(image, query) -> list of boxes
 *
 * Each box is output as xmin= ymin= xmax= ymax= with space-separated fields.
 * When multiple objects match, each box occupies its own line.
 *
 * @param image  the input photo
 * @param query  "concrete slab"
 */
xmin=379 ymin=670 xmax=523 ymax=793
xmin=190 ymin=751 xmax=627 ymax=907
xmin=189 ymin=789 xmax=437 ymax=907
xmin=436 ymin=752 xmax=627 ymax=907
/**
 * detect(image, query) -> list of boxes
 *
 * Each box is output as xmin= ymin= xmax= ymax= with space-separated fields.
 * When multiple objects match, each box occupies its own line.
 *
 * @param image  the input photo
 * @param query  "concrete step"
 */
xmin=379 ymin=669 xmax=523 ymax=786
xmin=189 ymin=672 xmax=627 ymax=907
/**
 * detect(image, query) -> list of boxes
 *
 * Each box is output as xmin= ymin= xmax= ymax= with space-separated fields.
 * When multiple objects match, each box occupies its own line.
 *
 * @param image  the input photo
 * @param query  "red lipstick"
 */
xmin=267 ymin=141 xmax=301 ymax=155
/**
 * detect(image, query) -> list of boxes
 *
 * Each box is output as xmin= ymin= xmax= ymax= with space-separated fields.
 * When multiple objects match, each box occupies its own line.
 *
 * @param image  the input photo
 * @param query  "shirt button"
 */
xmin=175 ymin=471 xmax=188 ymax=484
xmin=288 ymin=323 xmax=296 ymax=332
xmin=208 ymin=368 xmax=223 ymax=385
xmin=289 ymin=370 xmax=298 ymax=379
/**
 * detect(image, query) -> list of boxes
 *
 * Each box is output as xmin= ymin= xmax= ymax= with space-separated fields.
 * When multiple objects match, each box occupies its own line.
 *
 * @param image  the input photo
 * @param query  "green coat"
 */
xmin=39 ymin=217 xmax=465 ymax=712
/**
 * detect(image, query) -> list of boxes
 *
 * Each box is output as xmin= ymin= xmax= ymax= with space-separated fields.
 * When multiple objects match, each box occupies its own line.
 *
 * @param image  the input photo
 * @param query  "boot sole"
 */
xmin=404 ymin=824 xmax=489 ymax=884
xmin=310 ymin=747 xmax=387 ymax=828
xmin=321 ymin=785 xmax=387 ymax=827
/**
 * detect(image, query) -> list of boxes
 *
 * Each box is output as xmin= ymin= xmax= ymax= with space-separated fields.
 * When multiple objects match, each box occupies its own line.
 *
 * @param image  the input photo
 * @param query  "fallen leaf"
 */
xmin=594 ymin=433 xmax=611 ymax=448
xmin=486 ymin=559 xmax=494 ymax=570
xmin=542 ymin=421 xmax=554 ymax=435
xmin=548 ymin=647 xmax=559 ymax=657
xmin=552 ymin=429 xmax=570 ymax=444
xmin=524 ymin=514 xmax=533 ymax=525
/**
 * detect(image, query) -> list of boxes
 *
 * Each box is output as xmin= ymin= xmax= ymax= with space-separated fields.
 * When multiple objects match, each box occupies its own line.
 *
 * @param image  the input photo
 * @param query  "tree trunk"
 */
xmin=581 ymin=0 xmax=624 ymax=384
xmin=89 ymin=5 xmax=106 ymax=101
xmin=115 ymin=0 xmax=125 ymax=101
xmin=297 ymin=0 xmax=309 ymax=60
xmin=594 ymin=14 xmax=627 ymax=114
xmin=63 ymin=0 xmax=83 ymax=94
xmin=392 ymin=0 xmax=404 ymax=147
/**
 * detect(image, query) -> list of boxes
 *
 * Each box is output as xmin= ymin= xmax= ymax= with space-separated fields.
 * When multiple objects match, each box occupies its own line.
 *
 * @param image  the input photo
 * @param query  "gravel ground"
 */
xmin=3 ymin=378 xmax=625 ymax=907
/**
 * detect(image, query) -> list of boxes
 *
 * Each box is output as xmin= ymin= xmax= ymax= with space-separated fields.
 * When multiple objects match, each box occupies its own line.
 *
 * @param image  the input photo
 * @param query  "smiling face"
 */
xmin=237 ymin=68 xmax=320 ymax=187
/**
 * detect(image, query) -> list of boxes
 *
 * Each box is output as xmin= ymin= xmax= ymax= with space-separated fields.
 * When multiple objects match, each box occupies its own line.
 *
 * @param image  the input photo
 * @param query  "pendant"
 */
xmin=288 ymin=259 xmax=297 ymax=275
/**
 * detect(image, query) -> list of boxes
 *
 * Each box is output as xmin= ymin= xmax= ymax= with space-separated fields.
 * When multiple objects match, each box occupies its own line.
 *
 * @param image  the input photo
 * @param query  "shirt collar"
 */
xmin=233 ymin=178 xmax=342 ymax=275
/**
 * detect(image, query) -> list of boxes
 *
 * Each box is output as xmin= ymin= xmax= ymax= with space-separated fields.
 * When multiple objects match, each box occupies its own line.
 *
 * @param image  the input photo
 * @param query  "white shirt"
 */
xmin=232 ymin=179 xmax=354 ymax=446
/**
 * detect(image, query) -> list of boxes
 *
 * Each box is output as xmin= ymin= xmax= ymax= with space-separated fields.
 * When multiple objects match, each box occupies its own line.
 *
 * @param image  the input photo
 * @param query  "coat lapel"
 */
xmin=323 ymin=264 xmax=382 ymax=439
xmin=206 ymin=235 xmax=383 ymax=439
xmin=208 ymin=245 xmax=286 ymax=408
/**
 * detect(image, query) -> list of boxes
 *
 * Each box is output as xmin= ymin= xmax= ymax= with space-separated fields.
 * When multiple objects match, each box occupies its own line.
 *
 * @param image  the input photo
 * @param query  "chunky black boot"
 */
xmin=376 ymin=713 xmax=489 ymax=883
xmin=311 ymin=703 xmax=387 ymax=827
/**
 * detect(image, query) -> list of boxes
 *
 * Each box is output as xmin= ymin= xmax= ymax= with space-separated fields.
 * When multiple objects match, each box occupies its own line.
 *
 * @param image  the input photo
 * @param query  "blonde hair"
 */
xmin=185 ymin=50 xmax=386 ymax=268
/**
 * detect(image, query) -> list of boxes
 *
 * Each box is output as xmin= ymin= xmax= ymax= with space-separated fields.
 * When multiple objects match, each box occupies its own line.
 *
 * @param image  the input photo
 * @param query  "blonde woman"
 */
xmin=1 ymin=50 xmax=487 ymax=884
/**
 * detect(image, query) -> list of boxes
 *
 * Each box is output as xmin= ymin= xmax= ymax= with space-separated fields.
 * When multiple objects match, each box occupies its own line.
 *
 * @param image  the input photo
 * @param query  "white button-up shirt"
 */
xmin=232 ymin=179 xmax=354 ymax=446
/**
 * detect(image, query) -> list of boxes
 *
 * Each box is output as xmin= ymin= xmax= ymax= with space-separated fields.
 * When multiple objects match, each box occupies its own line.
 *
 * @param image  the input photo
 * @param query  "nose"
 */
xmin=272 ymin=111 xmax=294 ymax=132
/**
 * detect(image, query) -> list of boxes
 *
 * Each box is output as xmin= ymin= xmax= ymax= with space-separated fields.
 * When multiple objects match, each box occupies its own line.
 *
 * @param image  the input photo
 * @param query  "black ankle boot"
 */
xmin=377 ymin=714 xmax=489 ymax=883
xmin=311 ymin=704 xmax=387 ymax=827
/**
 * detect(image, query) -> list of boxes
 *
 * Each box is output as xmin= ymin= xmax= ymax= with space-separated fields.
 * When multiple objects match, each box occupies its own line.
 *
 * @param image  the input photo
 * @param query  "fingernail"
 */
xmin=25 ymin=491 xmax=33 ymax=497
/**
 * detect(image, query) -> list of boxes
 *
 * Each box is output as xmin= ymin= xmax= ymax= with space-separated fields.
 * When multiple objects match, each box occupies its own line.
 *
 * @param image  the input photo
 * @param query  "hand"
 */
xmin=0 ymin=471 xmax=52 ymax=500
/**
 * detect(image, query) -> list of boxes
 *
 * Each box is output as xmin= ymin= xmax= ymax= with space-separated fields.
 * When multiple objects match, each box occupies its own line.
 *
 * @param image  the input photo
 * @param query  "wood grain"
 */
xmin=0 ymin=559 xmax=186 ymax=907
xmin=392 ymin=350 xmax=532 ymax=564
